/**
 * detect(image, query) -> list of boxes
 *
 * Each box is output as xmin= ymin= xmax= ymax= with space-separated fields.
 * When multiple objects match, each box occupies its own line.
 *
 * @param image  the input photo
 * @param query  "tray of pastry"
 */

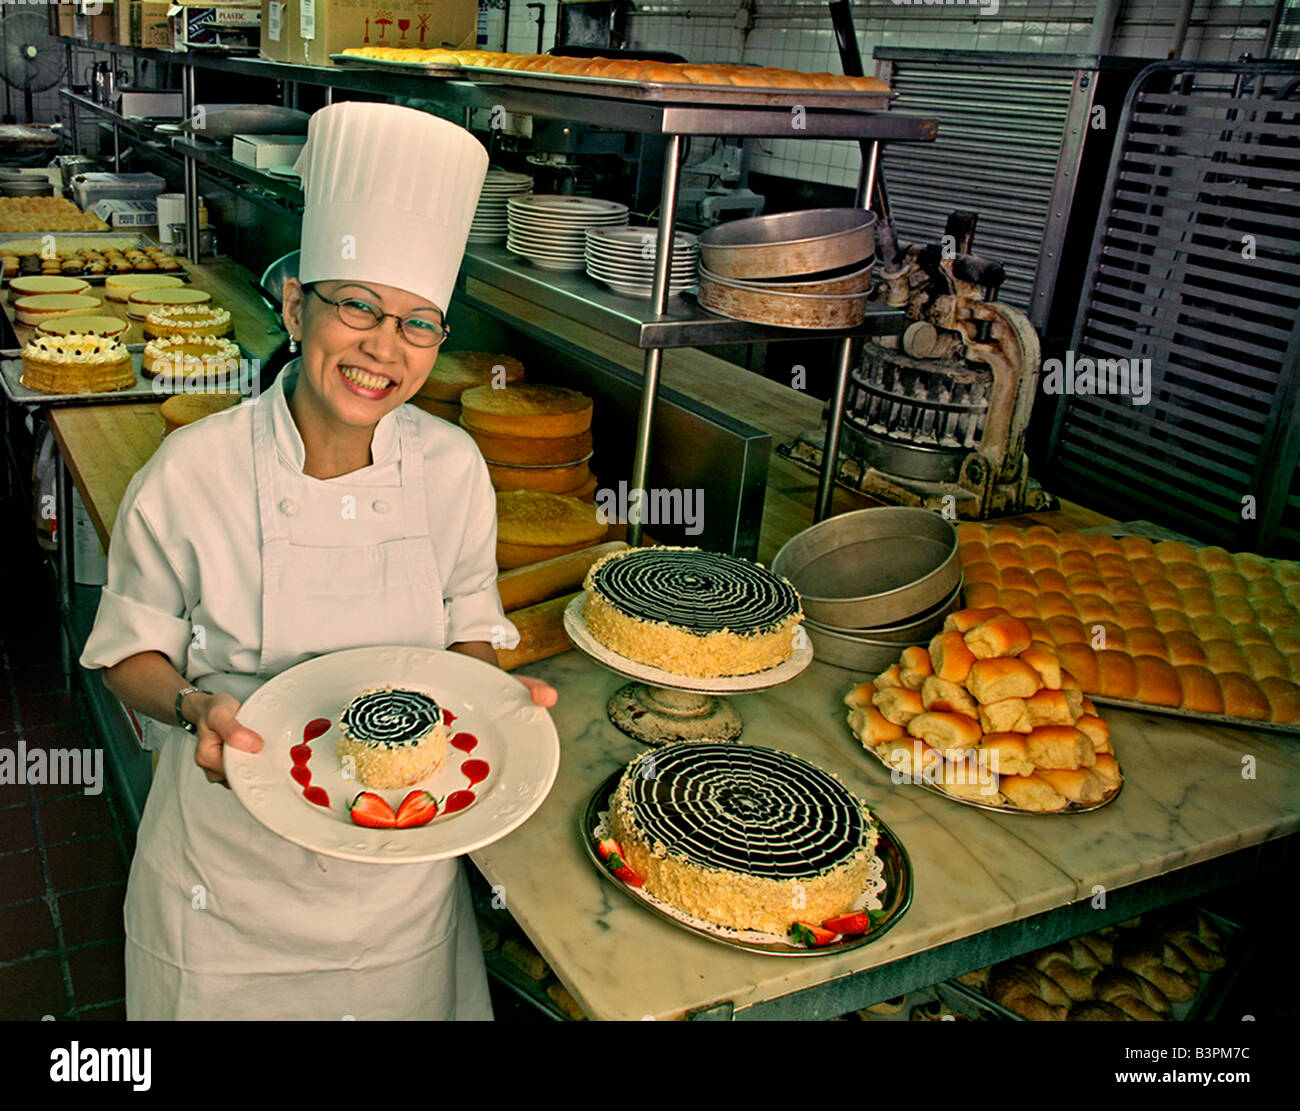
xmin=1 ymin=233 xmax=187 ymax=285
xmin=957 ymin=523 xmax=1300 ymax=732
xmin=844 ymin=607 xmax=1125 ymax=815
xmin=0 ymin=349 xmax=251 ymax=407
xmin=331 ymin=50 xmax=893 ymax=110
xmin=946 ymin=906 xmax=1244 ymax=1022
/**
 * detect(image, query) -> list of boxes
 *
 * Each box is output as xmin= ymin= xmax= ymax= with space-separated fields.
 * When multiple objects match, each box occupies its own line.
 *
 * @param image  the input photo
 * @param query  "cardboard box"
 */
xmin=258 ymin=0 xmax=296 ymax=62
xmin=117 ymin=90 xmax=185 ymax=118
xmin=287 ymin=0 xmax=476 ymax=68
xmin=232 ymin=133 xmax=305 ymax=169
xmin=117 ymin=0 xmax=135 ymax=44
xmin=73 ymin=3 xmax=116 ymax=44
xmin=58 ymin=4 xmax=78 ymax=38
xmin=133 ymin=1 xmax=173 ymax=48
xmin=171 ymin=1 xmax=261 ymax=52
xmin=92 ymin=199 xmax=160 ymax=227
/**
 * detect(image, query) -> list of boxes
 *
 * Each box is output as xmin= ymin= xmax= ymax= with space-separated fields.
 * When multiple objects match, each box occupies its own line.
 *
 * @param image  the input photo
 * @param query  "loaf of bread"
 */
xmin=955 ymin=522 xmax=1300 ymax=724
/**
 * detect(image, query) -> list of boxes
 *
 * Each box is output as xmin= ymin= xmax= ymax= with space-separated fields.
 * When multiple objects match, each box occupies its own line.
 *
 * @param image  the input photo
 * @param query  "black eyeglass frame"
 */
xmin=304 ymin=284 xmax=451 ymax=348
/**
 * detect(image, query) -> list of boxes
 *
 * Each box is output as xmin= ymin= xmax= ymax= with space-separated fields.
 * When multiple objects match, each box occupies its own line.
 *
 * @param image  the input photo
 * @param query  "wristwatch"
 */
xmin=174 ymin=685 xmax=207 ymax=734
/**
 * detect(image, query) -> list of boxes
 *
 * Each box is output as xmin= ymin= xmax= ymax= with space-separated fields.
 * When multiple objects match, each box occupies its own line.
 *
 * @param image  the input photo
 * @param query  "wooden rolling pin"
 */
xmin=497 ymin=591 xmax=580 ymax=671
xmin=496 ymin=540 xmax=627 ymax=612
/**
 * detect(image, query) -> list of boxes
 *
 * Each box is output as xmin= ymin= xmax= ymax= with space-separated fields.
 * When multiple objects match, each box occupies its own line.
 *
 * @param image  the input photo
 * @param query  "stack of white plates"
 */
xmin=584 ymin=225 xmax=699 ymax=298
xmin=506 ymin=194 xmax=629 ymax=271
xmin=469 ymin=170 xmax=534 ymax=244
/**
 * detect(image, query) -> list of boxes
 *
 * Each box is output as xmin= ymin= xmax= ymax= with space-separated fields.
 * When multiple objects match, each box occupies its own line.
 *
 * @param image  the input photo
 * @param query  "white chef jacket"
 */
xmin=80 ymin=363 xmax=520 ymax=1020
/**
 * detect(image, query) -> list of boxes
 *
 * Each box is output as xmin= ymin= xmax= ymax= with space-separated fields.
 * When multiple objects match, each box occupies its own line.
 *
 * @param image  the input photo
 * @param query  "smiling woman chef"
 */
xmin=79 ymin=103 xmax=555 ymax=1020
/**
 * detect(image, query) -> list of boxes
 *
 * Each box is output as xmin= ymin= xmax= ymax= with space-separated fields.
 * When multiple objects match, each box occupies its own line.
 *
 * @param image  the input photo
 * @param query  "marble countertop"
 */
xmin=471 ymin=646 xmax=1300 ymax=1020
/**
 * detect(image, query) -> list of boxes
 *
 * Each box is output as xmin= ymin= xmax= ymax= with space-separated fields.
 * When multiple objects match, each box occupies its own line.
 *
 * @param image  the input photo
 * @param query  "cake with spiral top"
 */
xmin=583 ymin=545 xmax=802 ymax=677
xmin=336 ymin=686 xmax=449 ymax=789
xmin=608 ymin=742 xmax=878 ymax=934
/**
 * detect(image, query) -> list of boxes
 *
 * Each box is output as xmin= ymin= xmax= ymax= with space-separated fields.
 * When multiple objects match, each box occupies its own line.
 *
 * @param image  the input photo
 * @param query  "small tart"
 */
xmin=126 ymin=286 xmax=210 ymax=319
xmin=36 ymin=314 xmax=128 ymax=339
xmin=104 ymin=273 xmax=184 ymax=302
xmin=21 ymin=333 xmax=135 ymax=394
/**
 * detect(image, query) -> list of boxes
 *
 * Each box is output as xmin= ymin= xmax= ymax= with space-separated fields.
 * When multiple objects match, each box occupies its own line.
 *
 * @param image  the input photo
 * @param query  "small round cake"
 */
xmin=104 ymin=272 xmax=184 ymax=302
xmin=142 ymin=335 xmax=242 ymax=382
xmin=161 ymin=392 xmax=241 ymax=437
xmin=14 ymin=292 xmax=102 ymax=326
xmin=36 ymin=314 xmax=129 ymax=339
xmin=583 ymin=546 xmax=803 ymax=678
xmin=8 ymin=274 xmax=91 ymax=300
xmin=460 ymin=383 xmax=593 ymax=439
xmin=496 ymin=489 xmax=609 ymax=569
xmin=126 ymin=286 xmax=210 ymax=320
xmin=336 ymin=686 xmax=449 ymax=789
xmin=21 ymin=334 xmax=135 ymax=394
xmin=418 ymin=351 xmax=525 ymax=402
xmin=608 ymin=742 xmax=879 ymax=935
xmin=143 ymin=303 xmax=233 ymax=339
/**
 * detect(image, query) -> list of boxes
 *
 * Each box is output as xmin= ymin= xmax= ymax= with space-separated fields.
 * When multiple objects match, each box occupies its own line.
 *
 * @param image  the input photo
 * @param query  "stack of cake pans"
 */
xmin=772 ymin=507 xmax=962 ymax=671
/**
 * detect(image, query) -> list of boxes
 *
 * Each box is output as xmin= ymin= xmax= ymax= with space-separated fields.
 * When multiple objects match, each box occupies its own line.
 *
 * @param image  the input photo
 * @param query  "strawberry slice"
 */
xmin=595 ymin=837 xmax=623 ymax=862
xmin=610 ymin=861 xmax=644 ymax=887
xmin=822 ymin=912 xmax=871 ymax=936
xmin=394 ymin=790 xmax=438 ymax=828
xmin=789 ymin=921 xmax=840 ymax=948
xmin=595 ymin=838 xmax=644 ymax=886
xmin=349 ymin=791 xmax=397 ymax=828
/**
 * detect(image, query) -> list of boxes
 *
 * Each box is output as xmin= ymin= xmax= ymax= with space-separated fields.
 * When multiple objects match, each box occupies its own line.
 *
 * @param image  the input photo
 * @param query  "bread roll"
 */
xmin=1025 ymin=725 xmax=1094 ymax=770
xmin=1080 ymin=932 xmax=1115 ymax=964
xmin=1113 ymin=602 xmax=1156 ymax=630
xmin=1076 ymin=594 xmax=1118 ymax=624
xmin=905 ymin=710 xmax=982 ymax=757
xmin=1107 ymin=580 xmax=1147 ymax=605
xmin=1234 ymin=551 xmax=1273 ymax=579
xmin=1232 ymin=621 xmax=1273 ymax=645
xmin=1000 ymin=566 xmax=1038 ymax=593
xmin=943 ymin=606 xmax=1006 ymax=634
xmin=1242 ymin=642 xmax=1290 ymax=680
xmin=843 ymin=681 xmax=877 ymax=709
xmin=1038 ymin=767 xmax=1105 ymax=804
xmin=964 ymin=614 xmax=1033 ymax=659
xmin=1020 ymin=643 xmax=1062 ymax=689
xmin=1061 ymin=686 xmax=1086 ymax=718
xmin=987 ymin=962 xmax=1068 ymax=1018
xmin=998 ymin=772 xmax=1067 ymax=811
xmin=977 ymin=698 xmax=1032 ymax=734
xmin=1095 ymin=650 xmax=1139 ymax=699
xmin=1025 ymin=689 xmax=1077 ymax=727
xmin=1037 ymin=960 xmax=1095 ymax=1002
xmin=1125 ymin=626 xmax=1168 ymax=658
xmin=1118 ymin=534 xmax=1157 ymax=559
xmin=846 ymin=704 xmax=905 ymax=747
xmin=872 ymin=686 xmax=924 ymax=726
xmin=1056 ymin=643 xmax=1099 ymax=691
xmin=876 ymin=738 xmax=936 ymax=780
xmin=1046 ymin=616 xmax=1088 ymax=645
xmin=980 ymin=733 xmax=1034 ymax=777
xmin=1092 ymin=966 xmax=1171 ymax=1015
xmin=1069 ymin=1001 xmax=1131 ymax=1021
xmin=1066 ymin=938 xmax=1103 ymax=972
xmin=962 ymin=581 xmax=1002 ymax=609
xmin=1074 ymin=714 xmax=1110 ymax=752
xmin=1151 ymin=607 xmax=1193 ymax=634
xmin=1024 ymin=544 xmax=1060 ymax=572
xmin=1259 ymin=677 xmax=1300 ymax=723
xmin=1203 ymin=639 xmax=1249 ymax=673
xmin=1191 ymin=613 xmax=1235 ymax=641
xmin=1167 ymin=562 xmax=1211 ymax=590
xmin=1117 ymin=946 xmax=1197 ymax=1003
xmin=963 ymin=561 xmax=998 ymax=586
xmin=1145 ymin=581 xmax=1185 ymax=607
xmin=1207 ymin=569 xmax=1249 ymax=596
xmin=898 ymin=645 xmax=933 ymax=690
xmin=1171 ymin=664 xmax=1223 ymax=715
xmin=1084 ymin=534 xmax=1124 ymax=557
xmin=919 ymin=674 xmax=978 ymax=717
xmin=874 ymin=663 xmax=903 ymax=689
xmin=1194 ymin=544 xmax=1235 ymax=571
xmin=1060 ymin=550 xmax=1099 ymax=575
xmin=933 ymin=756 xmax=1002 ymax=802
xmin=988 ymin=542 xmax=1025 ymax=567
xmin=1132 ymin=655 xmax=1182 ymax=707
xmin=1218 ymin=672 xmax=1270 ymax=719
xmin=928 ymin=631 xmax=977 ymax=683
xmin=1035 ymin=568 xmax=1069 ymax=594
xmin=967 ymin=657 xmax=1043 ymax=703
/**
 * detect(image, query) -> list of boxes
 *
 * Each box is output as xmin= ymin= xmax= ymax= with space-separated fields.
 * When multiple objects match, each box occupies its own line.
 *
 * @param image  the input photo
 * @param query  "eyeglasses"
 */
xmin=306 ymin=286 xmax=451 ymax=349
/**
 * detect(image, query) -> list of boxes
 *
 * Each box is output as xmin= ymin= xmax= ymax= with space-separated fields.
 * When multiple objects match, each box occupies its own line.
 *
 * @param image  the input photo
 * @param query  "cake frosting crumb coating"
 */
xmin=583 ymin=545 xmax=803 ymax=678
xmin=335 ymin=685 xmax=449 ymax=789
xmin=607 ymin=743 xmax=879 ymax=935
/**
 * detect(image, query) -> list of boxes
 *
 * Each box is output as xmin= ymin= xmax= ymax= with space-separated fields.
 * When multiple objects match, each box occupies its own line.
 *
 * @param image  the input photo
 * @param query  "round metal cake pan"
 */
xmin=802 ymin=624 xmax=906 ymax=672
xmin=698 ymin=208 xmax=877 ymax=279
xmin=773 ymin=507 xmax=961 ymax=630
xmin=698 ymin=267 xmax=869 ymax=329
xmin=806 ymin=580 xmax=963 ymax=642
xmin=746 ymin=261 xmax=875 ymax=295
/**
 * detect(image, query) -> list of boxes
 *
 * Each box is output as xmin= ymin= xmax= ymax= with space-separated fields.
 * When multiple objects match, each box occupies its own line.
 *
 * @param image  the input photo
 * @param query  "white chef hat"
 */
xmin=293 ymin=102 xmax=488 ymax=315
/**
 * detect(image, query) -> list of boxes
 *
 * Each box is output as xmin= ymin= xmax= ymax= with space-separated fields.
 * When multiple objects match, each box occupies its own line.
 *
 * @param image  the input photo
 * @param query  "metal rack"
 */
xmin=58 ymin=37 xmax=938 ymax=544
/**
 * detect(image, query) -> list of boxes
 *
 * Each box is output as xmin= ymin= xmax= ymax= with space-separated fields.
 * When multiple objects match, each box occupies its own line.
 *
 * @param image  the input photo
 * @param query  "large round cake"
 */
xmin=20 ymin=334 xmax=134 ymax=394
xmin=336 ymin=686 xmax=449 ymax=789
xmin=583 ymin=546 xmax=802 ymax=678
xmin=607 ymin=743 xmax=878 ymax=934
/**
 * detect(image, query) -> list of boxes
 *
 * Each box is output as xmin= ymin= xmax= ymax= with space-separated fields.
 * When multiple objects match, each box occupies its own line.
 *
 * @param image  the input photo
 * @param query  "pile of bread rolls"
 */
xmin=959 ymin=523 xmax=1300 ymax=725
xmin=0 ymin=197 xmax=109 ymax=233
xmin=845 ymin=605 xmax=1122 ymax=812
xmin=958 ymin=908 xmax=1227 ymax=1020
xmin=340 ymin=46 xmax=889 ymax=92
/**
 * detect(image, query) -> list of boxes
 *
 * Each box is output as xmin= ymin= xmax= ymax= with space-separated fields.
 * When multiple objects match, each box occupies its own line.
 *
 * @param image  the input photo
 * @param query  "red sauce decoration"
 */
xmin=461 ymin=759 xmax=489 ymax=787
xmin=290 ymin=743 xmax=312 ymax=766
xmin=303 ymin=718 xmax=331 ymax=742
xmin=295 ymin=718 xmax=332 ymax=808
xmin=290 ymin=765 xmax=312 ymax=788
xmin=443 ymin=710 xmax=457 ymax=726
xmin=304 ymin=786 xmax=330 ymax=808
xmin=444 ymin=790 xmax=475 ymax=814
xmin=450 ymin=732 xmax=478 ymax=754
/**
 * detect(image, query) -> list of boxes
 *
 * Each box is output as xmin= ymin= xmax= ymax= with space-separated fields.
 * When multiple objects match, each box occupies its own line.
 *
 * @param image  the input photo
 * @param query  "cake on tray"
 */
xmin=20 ymin=334 xmax=135 ymax=394
xmin=336 ymin=686 xmax=449 ymax=790
xmin=143 ymin=303 xmax=233 ymax=339
xmin=606 ymin=742 xmax=879 ymax=935
xmin=583 ymin=545 xmax=803 ymax=678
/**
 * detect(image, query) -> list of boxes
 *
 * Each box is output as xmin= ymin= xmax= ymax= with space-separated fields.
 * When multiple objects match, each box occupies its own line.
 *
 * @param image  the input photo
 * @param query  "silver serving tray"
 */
xmin=582 ymin=768 xmax=913 ymax=956
xmin=855 ymin=738 xmax=1124 ymax=816
xmin=1089 ymin=695 xmax=1300 ymax=737
xmin=0 ymin=349 xmax=252 ymax=407
xmin=329 ymin=54 xmax=894 ymax=110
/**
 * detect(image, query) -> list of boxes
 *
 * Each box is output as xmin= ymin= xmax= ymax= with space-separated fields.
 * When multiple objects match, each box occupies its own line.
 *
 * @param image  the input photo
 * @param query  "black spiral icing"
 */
xmin=621 ymin=743 xmax=868 ymax=877
xmin=339 ymin=688 xmax=443 ymax=748
xmin=593 ymin=549 xmax=799 ymax=635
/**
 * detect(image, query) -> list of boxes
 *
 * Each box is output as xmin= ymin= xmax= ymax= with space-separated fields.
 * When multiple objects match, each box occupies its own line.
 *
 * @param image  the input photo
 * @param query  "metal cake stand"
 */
xmin=562 ymin=595 xmax=813 ymax=745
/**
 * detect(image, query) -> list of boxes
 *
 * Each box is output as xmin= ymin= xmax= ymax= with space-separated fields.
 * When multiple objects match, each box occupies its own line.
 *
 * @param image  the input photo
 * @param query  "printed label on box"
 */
xmin=268 ymin=0 xmax=280 ymax=41
xmin=300 ymin=0 xmax=314 ymax=39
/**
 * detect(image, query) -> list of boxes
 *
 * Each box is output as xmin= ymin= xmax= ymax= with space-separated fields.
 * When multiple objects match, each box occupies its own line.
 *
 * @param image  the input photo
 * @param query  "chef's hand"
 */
xmin=190 ymin=692 xmax=264 ymax=787
xmin=515 ymin=675 xmax=558 ymax=709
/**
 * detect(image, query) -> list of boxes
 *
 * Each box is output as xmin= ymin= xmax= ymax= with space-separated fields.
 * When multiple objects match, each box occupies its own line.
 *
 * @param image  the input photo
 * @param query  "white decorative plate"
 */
xmin=224 ymin=646 xmax=560 ymax=863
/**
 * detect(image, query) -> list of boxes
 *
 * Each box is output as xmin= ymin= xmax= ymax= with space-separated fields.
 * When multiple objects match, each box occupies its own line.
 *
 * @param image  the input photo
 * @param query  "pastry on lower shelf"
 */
xmin=104 ymin=272 xmax=184 ymax=302
xmin=583 ymin=545 xmax=802 ymax=678
xmin=142 ymin=303 xmax=233 ymax=340
xmin=35 ymin=314 xmax=128 ymax=340
xmin=495 ymin=489 xmax=608 ymax=569
xmin=545 ymin=981 xmax=587 ymax=1021
xmin=20 ymin=334 xmax=134 ymax=394
xmin=126 ymin=285 xmax=211 ymax=320
xmin=606 ymin=742 xmax=879 ymax=935
xmin=13 ymin=292 xmax=102 ymax=326
xmin=335 ymin=685 xmax=448 ymax=790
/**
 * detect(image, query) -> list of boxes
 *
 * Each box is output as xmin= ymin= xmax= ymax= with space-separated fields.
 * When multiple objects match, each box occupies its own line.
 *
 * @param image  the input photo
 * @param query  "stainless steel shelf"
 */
xmin=169 ymin=137 xmax=303 ymax=203
xmin=461 ymin=242 xmax=904 ymax=349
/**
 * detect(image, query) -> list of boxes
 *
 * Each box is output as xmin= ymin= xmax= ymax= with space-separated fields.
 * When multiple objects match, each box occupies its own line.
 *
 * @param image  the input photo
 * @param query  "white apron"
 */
xmin=124 ymin=391 xmax=493 ymax=1020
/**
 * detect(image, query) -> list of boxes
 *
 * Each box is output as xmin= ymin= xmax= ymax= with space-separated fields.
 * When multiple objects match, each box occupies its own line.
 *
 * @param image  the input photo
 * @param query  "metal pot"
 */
xmin=168 ymin=223 xmax=218 ymax=256
xmin=698 ymin=208 xmax=877 ymax=279
xmin=0 ymin=178 xmax=54 ymax=197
